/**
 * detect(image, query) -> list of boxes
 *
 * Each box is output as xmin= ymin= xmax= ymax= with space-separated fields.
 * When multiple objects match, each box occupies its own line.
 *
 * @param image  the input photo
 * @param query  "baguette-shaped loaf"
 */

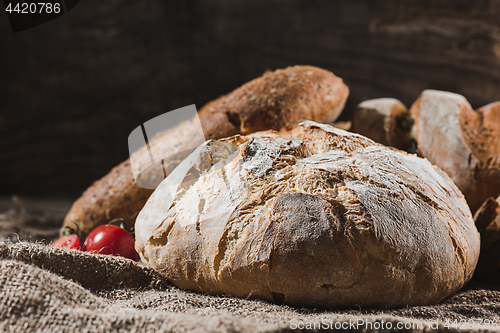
xmin=62 ymin=66 xmax=349 ymax=237
xmin=410 ymin=91 xmax=500 ymax=212
xmin=135 ymin=121 xmax=480 ymax=308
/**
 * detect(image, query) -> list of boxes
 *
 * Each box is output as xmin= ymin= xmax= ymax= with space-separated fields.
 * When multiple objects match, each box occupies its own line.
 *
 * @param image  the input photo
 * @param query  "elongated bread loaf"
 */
xmin=62 ymin=66 xmax=349 ymax=237
xmin=135 ymin=121 xmax=480 ymax=308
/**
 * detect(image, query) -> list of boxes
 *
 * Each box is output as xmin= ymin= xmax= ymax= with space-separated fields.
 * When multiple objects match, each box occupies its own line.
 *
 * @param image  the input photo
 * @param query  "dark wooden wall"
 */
xmin=1 ymin=0 xmax=500 ymax=197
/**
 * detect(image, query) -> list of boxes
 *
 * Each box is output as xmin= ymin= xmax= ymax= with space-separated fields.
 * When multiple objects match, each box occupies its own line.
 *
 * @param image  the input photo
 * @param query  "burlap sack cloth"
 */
xmin=1 ymin=205 xmax=500 ymax=332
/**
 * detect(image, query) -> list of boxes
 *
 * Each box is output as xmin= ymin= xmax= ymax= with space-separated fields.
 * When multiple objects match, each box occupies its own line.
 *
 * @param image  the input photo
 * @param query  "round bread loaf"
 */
xmin=135 ymin=121 xmax=480 ymax=308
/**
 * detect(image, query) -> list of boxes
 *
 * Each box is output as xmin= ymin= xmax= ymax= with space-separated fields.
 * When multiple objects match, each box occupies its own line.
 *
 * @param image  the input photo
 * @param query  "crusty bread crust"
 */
xmin=350 ymin=98 xmax=411 ymax=151
xmin=62 ymin=66 xmax=349 ymax=237
xmin=472 ymin=195 xmax=500 ymax=283
xmin=135 ymin=121 xmax=480 ymax=308
xmin=410 ymin=90 xmax=500 ymax=212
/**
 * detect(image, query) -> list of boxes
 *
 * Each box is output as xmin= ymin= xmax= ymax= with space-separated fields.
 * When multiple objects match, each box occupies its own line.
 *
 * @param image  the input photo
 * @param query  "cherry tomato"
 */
xmin=83 ymin=224 xmax=138 ymax=261
xmin=50 ymin=234 xmax=82 ymax=250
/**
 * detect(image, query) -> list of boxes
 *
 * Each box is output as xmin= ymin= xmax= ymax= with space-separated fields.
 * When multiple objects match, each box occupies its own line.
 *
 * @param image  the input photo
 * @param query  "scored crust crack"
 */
xmin=135 ymin=121 xmax=480 ymax=308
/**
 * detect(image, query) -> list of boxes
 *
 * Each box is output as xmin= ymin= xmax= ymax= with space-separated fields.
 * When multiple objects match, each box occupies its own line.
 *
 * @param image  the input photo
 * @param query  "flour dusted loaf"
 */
xmin=409 ymin=91 xmax=500 ymax=212
xmin=135 ymin=121 xmax=480 ymax=308
xmin=62 ymin=66 xmax=349 ymax=238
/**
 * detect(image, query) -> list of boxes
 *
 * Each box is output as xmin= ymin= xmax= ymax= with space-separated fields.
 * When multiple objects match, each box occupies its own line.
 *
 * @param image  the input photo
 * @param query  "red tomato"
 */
xmin=83 ymin=224 xmax=138 ymax=261
xmin=50 ymin=234 xmax=82 ymax=250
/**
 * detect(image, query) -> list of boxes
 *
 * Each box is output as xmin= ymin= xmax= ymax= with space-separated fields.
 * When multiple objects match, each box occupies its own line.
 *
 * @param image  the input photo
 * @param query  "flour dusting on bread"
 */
xmin=135 ymin=121 xmax=480 ymax=308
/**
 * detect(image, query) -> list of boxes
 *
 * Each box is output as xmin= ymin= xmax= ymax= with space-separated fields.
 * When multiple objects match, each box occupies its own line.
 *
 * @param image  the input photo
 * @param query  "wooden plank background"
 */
xmin=1 ymin=0 xmax=499 ymax=197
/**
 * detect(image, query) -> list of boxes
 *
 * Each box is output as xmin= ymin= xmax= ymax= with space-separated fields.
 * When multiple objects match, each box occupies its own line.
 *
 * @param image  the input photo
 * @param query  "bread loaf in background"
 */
xmin=409 ymin=90 xmax=500 ymax=213
xmin=350 ymin=98 xmax=412 ymax=151
xmin=472 ymin=195 xmax=500 ymax=283
xmin=350 ymin=92 xmax=500 ymax=213
xmin=135 ymin=121 xmax=480 ymax=308
xmin=62 ymin=66 xmax=349 ymax=238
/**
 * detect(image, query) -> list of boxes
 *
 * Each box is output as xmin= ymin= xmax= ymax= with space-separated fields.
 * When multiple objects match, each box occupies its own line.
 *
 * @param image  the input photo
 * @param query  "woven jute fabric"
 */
xmin=1 ymin=207 xmax=500 ymax=332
